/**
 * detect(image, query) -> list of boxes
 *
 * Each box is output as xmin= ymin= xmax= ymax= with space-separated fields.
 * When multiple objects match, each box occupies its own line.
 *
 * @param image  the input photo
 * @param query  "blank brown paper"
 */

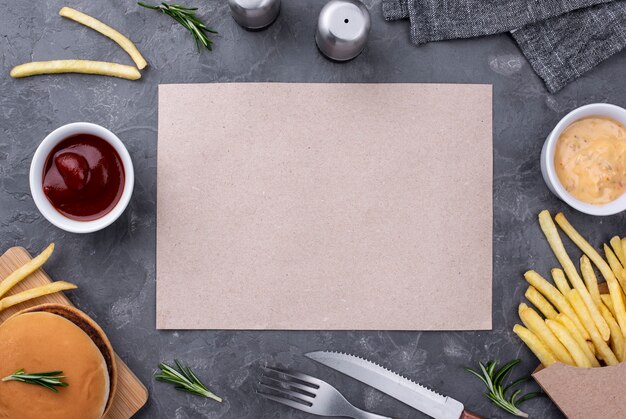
xmin=533 ymin=363 xmax=626 ymax=418
xmin=157 ymin=83 xmax=492 ymax=330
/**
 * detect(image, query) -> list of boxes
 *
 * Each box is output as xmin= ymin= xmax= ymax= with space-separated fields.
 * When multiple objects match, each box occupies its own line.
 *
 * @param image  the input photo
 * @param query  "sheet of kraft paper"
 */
xmin=156 ymin=83 xmax=493 ymax=330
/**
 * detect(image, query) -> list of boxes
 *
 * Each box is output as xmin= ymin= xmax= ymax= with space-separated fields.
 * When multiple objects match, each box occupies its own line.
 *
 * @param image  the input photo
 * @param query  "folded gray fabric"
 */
xmin=382 ymin=0 xmax=611 ymax=45
xmin=383 ymin=0 xmax=626 ymax=92
xmin=512 ymin=1 xmax=626 ymax=92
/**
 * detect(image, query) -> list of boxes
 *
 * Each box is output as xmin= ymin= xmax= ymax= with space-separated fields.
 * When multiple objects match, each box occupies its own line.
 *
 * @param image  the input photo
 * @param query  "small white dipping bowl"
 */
xmin=541 ymin=103 xmax=626 ymax=216
xmin=30 ymin=122 xmax=134 ymax=233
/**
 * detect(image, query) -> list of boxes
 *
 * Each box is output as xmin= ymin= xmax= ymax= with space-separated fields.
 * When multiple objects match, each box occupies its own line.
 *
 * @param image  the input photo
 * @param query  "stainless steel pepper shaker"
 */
xmin=228 ymin=0 xmax=281 ymax=30
xmin=315 ymin=0 xmax=371 ymax=61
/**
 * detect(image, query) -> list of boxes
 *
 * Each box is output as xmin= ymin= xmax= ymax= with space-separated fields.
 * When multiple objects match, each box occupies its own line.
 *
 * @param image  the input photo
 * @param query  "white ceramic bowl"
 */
xmin=30 ymin=122 xmax=134 ymax=233
xmin=541 ymin=103 xmax=626 ymax=216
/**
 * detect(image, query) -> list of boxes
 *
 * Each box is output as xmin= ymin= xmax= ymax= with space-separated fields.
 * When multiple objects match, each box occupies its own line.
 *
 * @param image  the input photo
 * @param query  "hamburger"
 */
xmin=0 ymin=304 xmax=116 ymax=419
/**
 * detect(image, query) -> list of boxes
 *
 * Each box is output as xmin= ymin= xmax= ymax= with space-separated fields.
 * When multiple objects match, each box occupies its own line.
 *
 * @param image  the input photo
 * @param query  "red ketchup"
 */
xmin=42 ymin=134 xmax=125 ymax=221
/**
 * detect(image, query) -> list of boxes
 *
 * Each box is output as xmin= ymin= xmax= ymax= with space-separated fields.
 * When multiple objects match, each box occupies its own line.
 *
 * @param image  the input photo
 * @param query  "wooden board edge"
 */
xmin=2 ymin=245 xmax=28 ymax=258
xmin=117 ymin=354 xmax=149 ymax=398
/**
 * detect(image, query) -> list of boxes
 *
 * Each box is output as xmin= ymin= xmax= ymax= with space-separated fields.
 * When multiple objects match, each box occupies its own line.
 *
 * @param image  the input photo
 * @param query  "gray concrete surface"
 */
xmin=2 ymin=0 xmax=625 ymax=417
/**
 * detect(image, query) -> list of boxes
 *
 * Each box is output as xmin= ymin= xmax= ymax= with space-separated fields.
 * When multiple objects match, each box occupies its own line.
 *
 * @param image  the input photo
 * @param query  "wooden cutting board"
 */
xmin=0 ymin=246 xmax=148 ymax=418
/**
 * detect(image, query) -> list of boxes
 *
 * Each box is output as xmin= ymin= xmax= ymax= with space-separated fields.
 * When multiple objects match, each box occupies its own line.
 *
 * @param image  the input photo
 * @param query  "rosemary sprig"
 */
xmin=155 ymin=360 xmax=222 ymax=402
xmin=465 ymin=360 xmax=543 ymax=417
xmin=138 ymin=2 xmax=218 ymax=50
xmin=2 ymin=369 xmax=68 ymax=393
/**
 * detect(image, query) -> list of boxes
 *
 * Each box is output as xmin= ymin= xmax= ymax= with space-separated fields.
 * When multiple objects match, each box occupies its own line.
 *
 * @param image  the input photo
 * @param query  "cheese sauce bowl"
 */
xmin=541 ymin=103 xmax=626 ymax=216
xmin=30 ymin=122 xmax=134 ymax=233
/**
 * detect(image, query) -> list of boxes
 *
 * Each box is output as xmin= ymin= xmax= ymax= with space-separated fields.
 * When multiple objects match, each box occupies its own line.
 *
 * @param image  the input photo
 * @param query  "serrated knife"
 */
xmin=305 ymin=351 xmax=481 ymax=419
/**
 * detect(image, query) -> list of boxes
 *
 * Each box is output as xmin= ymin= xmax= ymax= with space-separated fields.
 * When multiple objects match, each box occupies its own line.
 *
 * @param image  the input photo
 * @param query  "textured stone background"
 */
xmin=1 ymin=0 xmax=625 ymax=418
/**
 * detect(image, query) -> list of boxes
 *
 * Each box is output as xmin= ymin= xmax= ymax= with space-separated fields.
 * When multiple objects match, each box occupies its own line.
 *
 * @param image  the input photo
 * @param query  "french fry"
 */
xmin=524 ymin=270 xmax=590 ymax=340
xmin=602 ymin=294 xmax=616 ymax=317
xmin=538 ymin=211 xmax=610 ymax=341
xmin=513 ymin=324 xmax=557 ymax=367
xmin=0 ymin=281 xmax=77 ymax=312
xmin=622 ymin=237 xmax=626 ymax=267
xmin=599 ymin=303 xmax=625 ymax=362
xmin=556 ymin=313 xmax=600 ymax=367
xmin=581 ymin=255 xmax=601 ymax=307
xmin=546 ymin=319 xmax=592 ymax=368
xmin=610 ymin=236 xmax=626 ymax=267
xmin=551 ymin=268 xmax=571 ymax=295
xmin=607 ymin=281 xmax=626 ymax=337
xmin=526 ymin=286 xmax=558 ymax=320
xmin=567 ymin=289 xmax=619 ymax=365
xmin=519 ymin=304 xmax=575 ymax=365
xmin=0 ymin=243 xmax=54 ymax=299
xmin=587 ymin=341 xmax=596 ymax=357
xmin=605 ymin=244 xmax=626 ymax=291
xmin=555 ymin=212 xmax=626 ymax=335
xmin=59 ymin=7 xmax=147 ymax=69
xmin=10 ymin=60 xmax=141 ymax=80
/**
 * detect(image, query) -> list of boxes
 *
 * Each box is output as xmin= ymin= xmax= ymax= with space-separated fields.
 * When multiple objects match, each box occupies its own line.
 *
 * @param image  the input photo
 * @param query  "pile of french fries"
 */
xmin=0 ymin=244 xmax=76 ymax=312
xmin=514 ymin=210 xmax=626 ymax=368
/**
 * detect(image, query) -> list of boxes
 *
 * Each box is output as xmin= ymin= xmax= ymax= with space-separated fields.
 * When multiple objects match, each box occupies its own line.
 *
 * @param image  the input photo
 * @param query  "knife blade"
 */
xmin=305 ymin=351 xmax=467 ymax=419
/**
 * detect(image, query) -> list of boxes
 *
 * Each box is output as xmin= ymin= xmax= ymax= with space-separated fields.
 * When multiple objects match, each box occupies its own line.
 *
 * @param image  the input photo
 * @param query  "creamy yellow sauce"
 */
xmin=554 ymin=117 xmax=626 ymax=205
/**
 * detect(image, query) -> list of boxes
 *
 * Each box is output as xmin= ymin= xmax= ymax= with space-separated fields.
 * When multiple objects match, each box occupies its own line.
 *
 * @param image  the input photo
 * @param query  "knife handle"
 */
xmin=460 ymin=410 xmax=483 ymax=419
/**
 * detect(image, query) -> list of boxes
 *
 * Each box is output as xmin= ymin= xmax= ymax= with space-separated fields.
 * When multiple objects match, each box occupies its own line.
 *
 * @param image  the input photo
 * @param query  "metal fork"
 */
xmin=257 ymin=366 xmax=392 ymax=419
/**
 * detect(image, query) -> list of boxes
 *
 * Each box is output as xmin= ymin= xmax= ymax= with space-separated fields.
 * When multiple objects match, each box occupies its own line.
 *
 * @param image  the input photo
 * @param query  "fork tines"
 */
xmin=257 ymin=366 xmax=320 ymax=410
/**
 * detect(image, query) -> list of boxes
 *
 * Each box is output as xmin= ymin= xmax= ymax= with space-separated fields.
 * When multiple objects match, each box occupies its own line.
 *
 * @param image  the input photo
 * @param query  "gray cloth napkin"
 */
xmin=383 ymin=0 xmax=626 ymax=92
xmin=512 ymin=2 xmax=626 ymax=92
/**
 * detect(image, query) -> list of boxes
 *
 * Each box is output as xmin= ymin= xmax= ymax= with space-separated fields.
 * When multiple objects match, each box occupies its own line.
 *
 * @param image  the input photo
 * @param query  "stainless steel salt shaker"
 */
xmin=315 ymin=0 xmax=371 ymax=61
xmin=228 ymin=0 xmax=281 ymax=30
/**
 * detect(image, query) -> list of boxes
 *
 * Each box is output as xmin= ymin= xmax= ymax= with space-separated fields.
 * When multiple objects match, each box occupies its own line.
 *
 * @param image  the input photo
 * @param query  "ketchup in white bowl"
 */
xmin=30 ymin=122 xmax=134 ymax=233
xmin=43 ymin=134 xmax=125 ymax=221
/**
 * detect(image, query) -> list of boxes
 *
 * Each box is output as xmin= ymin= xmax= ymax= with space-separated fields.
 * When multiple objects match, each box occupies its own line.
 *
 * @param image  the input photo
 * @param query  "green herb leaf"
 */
xmin=1 ymin=369 xmax=68 ymax=393
xmin=138 ymin=2 xmax=217 ymax=51
xmin=466 ymin=359 xmax=544 ymax=417
xmin=155 ymin=360 xmax=222 ymax=402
